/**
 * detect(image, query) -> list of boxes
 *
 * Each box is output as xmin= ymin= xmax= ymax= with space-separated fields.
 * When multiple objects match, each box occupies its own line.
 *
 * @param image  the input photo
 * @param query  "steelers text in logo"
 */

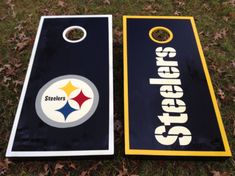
xmin=35 ymin=75 xmax=99 ymax=128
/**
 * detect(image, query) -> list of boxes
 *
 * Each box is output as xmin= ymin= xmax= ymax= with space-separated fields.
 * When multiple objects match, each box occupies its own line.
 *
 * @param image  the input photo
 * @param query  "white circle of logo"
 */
xmin=35 ymin=75 xmax=99 ymax=128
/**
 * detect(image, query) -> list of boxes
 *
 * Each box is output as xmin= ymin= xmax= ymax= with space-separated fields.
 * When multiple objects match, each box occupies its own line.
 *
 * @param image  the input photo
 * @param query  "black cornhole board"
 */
xmin=6 ymin=15 xmax=114 ymax=157
xmin=123 ymin=16 xmax=231 ymax=157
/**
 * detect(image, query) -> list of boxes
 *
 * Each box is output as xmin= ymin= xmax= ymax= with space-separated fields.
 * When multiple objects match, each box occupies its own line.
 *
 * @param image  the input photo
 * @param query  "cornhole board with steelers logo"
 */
xmin=123 ymin=16 xmax=231 ymax=157
xmin=6 ymin=15 xmax=114 ymax=157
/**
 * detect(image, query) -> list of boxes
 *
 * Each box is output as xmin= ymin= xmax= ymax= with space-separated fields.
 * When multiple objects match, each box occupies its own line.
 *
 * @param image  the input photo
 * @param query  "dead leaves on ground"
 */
xmin=39 ymin=164 xmax=49 ymax=176
xmin=80 ymin=161 xmax=101 ymax=176
xmin=9 ymin=31 xmax=32 ymax=52
xmin=103 ymin=0 xmax=111 ymax=5
xmin=6 ymin=0 xmax=16 ymax=18
xmin=116 ymin=161 xmax=128 ymax=176
xmin=115 ymin=160 xmax=138 ymax=176
xmin=0 ymin=159 xmax=13 ymax=176
xmin=217 ymin=88 xmax=226 ymax=100
xmin=214 ymin=28 xmax=228 ymax=41
xmin=205 ymin=28 xmax=228 ymax=50
xmin=54 ymin=163 xmax=64 ymax=175
xmin=233 ymin=120 xmax=235 ymax=137
xmin=0 ymin=58 xmax=23 ymax=93
xmin=2 ymin=160 xmax=137 ymax=176
xmin=8 ymin=19 xmax=34 ymax=53
xmin=58 ymin=0 xmax=66 ymax=8
xmin=211 ymin=170 xmax=231 ymax=176
xmin=114 ymin=118 xmax=123 ymax=144
xmin=15 ymin=33 xmax=31 ymax=52
xmin=142 ymin=4 xmax=160 ymax=14
xmin=114 ymin=27 xmax=122 ymax=45
xmin=222 ymin=0 xmax=235 ymax=7
xmin=39 ymin=162 xmax=78 ymax=176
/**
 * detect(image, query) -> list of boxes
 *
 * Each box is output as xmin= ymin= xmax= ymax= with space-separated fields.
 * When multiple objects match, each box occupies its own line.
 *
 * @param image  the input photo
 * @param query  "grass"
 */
xmin=0 ymin=0 xmax=235 ymax=175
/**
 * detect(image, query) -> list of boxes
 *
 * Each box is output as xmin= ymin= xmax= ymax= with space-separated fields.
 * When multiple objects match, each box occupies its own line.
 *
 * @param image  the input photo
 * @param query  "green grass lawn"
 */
xmin=0 ymin=0 xmax=235 ymax=175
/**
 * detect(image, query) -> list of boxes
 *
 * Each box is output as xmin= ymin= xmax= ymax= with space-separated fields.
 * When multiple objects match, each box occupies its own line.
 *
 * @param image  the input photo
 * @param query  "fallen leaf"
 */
xmin=39 ymin=164 xmax=49 ymax=176
xmin=5 ymin=64 xmax=16 ymax=76
xmin=233 ymin=120 xmax=235 ymax=137
xmin=44 ymin=164 xmax=49 ymax=172
xmin=58 ymin=0 xmax=66 ymax=7
xmin=223 ymin=16 xmax=229 ymax=22
xmin=16 ymin=40 xmax=29 ymax=51
xmin=231 ymin=60 xmax=235 ymax=69
xmin=88 ymin=161 xmax=102 ymax=172
xmin=84 ymin=6 xmax=88 ymax=13
xmin=17 ymin=32 xmax=31 ymax=51
xmin=14 ymin=62 xmax=22 ymax=68
xmin=103 ymin=0 xmax=110 ymax=5
xmin=0 ymin=159 xmax=13 ymax=175
xmin=114 ymin=27 xmax=122 ymax=44
xmin=68 ymin=163 xmax=77 ymax=170
xmin=143 ymin=5 xmax=153 ymax=11
xmin=228 ymin=85 xmax=235 ymax=92
xmin=211 ymin=170 xmax=230 ymax=176
xmin=9 ymin=31 xmax=31 ymax=52
xmin=40 ymin=8 xmax=55 ymax=16
xmin=0 ymin=15 xmax=7 ymax=21
xmin=114 ymin=119 xmax=123 ymax=132
xmin=174 ymin=10 xmax=181 ymax=15
xmin=229 ymin=12 xmax=235 ymax=19
xmin=3 ymin=64 xmax=11 ymax=70
xmin=117 ymin=161 xmax=128 ymax=176
xmin=3 ymin=76 xmax=11 ymax=83
xmin=65 ymin=172 xmax=70 ymax=176
xmin=80 ymin=161 xmax=102 ymax=176
xmin=114 ymin=27 xmax=122 ymax=37
xmin=6 ymin=0 xmax=16 ymax=17
xmin=217 ymin=88 xmax=225 ymax=100
xmin=222 ymin=0 xmax=235 ymax=7
xmin=214 ymin=28 xmax=228 ymax=41
xmin=15 ymin=24 xmax=23 ymax=31
xmin=80 ymin=171 xmax=87 ymax=176
xmin=174 ymin=0 xmax=185 ymax=7
xmin=54 ymin=163 xmax=64 ymax=174
xmin=0 ymin=67 xmax=5 ymax=73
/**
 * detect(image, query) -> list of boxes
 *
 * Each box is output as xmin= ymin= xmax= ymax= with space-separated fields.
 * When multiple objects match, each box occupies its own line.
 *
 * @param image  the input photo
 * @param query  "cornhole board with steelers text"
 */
xmin=6 ymin=15 xmax=114 ymax=157
xmin=123 ymin=16 xmax=231 ymax=157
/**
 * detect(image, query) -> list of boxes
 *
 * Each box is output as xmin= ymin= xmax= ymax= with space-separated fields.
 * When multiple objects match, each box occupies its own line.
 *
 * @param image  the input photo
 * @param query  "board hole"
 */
xmin=63 ymin=26 xmax=87 ymax=43
xmin=149 ymin=26 xmax=173 ymax=44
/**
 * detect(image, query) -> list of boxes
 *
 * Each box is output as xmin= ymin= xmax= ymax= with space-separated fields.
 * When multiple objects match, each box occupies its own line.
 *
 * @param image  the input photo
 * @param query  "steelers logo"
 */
xmin=35 ymin=75 xmax=99 ymax=128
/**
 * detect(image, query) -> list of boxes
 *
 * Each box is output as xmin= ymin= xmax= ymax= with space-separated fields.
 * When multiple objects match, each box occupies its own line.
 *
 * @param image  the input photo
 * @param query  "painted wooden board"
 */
xmin=123 ymin=16 xmax=231 ymax=157
xmin=6 ymin=15 xmax=114 ymax=157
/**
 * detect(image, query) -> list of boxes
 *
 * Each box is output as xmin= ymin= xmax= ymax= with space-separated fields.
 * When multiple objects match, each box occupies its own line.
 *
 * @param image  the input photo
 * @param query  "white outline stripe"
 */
xmin=7 ymin=150 xmax=113 ymax=157
xmin=108 ymin=15 xmax=114 ymax=154
xmin=62 ymin=26 xmax=87 ymax=43
xmin=6 ymin=15 xmax=114 ymax=157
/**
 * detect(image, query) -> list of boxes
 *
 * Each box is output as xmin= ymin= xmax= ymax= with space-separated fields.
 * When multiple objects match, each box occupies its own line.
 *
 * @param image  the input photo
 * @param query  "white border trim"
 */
xmin=6 ymin=15 xmax=114 ymax=157
xmin=108 ymin=15 xmax=114 ymax=155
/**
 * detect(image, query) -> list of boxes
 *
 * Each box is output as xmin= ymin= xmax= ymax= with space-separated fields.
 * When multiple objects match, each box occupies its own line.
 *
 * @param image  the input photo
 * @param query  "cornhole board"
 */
xmin=123 ymin=16 xmax=231 ymax=157
xmin=6 ymin=15 xmax=114 ymax=157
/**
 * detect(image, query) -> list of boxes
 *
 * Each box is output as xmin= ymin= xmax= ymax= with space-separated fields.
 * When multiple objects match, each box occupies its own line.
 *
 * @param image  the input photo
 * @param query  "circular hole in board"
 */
xmin=63 ymin=26 xmax=87 ymax=43
xmin=149 ymin=26 xmax=173 ymax=44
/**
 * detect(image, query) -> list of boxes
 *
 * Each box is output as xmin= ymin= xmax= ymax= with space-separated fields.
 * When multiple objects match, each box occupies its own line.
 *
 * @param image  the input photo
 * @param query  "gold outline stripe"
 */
xmin=149 ymin=26 xmax=173 ymax=44
xmin=123 ymin=16 xmax=130 ymax=153
xmin=123 ymin=16 xmax=231 ymax=157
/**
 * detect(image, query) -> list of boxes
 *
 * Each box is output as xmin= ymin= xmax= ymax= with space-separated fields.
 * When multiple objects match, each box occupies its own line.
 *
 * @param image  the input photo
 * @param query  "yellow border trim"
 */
xmin=149 ymin=26 xmax=173 ymax=44
xmin=123 ymin=16 xmax=232 ymax=157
